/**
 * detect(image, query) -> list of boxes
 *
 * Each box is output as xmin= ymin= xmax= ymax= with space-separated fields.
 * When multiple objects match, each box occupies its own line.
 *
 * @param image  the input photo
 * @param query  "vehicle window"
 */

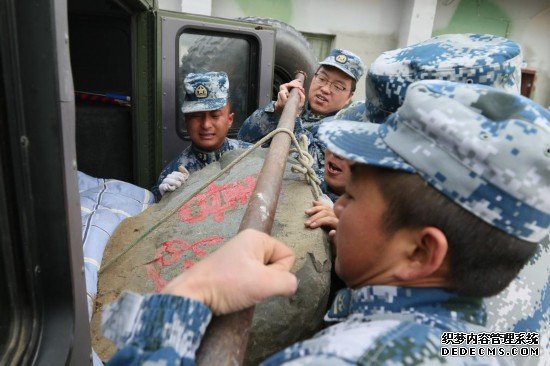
xmin=177 ymin=31 xmax=256 ymax=138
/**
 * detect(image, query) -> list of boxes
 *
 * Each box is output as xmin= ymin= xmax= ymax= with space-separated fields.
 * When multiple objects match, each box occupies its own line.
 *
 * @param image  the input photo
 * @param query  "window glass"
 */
xmin=178 ymin=32 xmax=253 ymax=138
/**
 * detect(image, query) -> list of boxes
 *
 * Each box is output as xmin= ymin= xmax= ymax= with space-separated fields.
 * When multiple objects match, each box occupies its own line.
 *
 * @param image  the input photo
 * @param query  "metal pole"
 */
xmin=196 ymin=71 xmax=307 ymax=366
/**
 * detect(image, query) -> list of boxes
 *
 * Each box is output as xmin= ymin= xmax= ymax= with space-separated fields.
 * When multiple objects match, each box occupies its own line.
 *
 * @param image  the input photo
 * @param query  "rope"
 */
xmin=99 ymin=127 xmax=323 ymax=273
xmin=290 ymin=134 xmax=323 ymax=200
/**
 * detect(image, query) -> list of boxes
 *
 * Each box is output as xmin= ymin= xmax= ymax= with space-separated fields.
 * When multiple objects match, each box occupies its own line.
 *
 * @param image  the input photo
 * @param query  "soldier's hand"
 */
xmin=304 ymin=200 xmax=338 ymax=232
xmin=158 ymin=170 xmax=189 ymax=196
xmin=274 ymin=79 xmax=306 ymax=114
xmin=161 ymin=229 xmax=297 ymax=315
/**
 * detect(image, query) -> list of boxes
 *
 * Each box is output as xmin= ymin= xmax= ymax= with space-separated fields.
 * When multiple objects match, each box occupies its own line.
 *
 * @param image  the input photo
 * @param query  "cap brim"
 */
xmin=319 ymin=60 xmax=357 ymax=80
xmin=182 ymin=98 xmax=227 ymax=113
xmin=318 ymin=120 xmax=415 ymax=173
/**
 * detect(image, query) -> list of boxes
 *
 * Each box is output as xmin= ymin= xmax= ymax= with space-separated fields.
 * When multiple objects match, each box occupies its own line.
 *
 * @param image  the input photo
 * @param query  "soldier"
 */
xmin=303 ymin=149 xmax=348 ymax=235
xmin=337 ymin=33 xmax=550 ymax=349
xmin=335 ymin=33 xmax=522 ymax=123
xmin=152 ymin=71 xmax=251 ymax=201
xmin=103 ymin=80 xmax=549 ymax=364
xmin=238 ymin=48 xmax=365 ymax=179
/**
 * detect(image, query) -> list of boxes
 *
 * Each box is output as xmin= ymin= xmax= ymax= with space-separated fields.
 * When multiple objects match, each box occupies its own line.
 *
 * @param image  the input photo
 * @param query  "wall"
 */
xmin=160 ymin=0 xmax=549 ymax=107
xmin=433 ymin=0 xmax=550 ymax=107
xmin=158 ymin=0 xmax=181 ymax=12
xmin=211 ymin=0 xmax=410 ymax=102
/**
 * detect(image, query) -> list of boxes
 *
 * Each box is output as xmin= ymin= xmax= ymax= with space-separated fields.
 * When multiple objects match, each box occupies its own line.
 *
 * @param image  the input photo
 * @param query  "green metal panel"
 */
xmin=117 ymin=0 xmax=155 ymax=12
xmin=433 ymin=0 xmax=511 ymax=38
xmin=153 ymin=10 xmax=276 ymax=187
xmin=133 ymin=10 xmax=158 ymax=188
xmin=133 ymin=8 xmax=276 ymax=188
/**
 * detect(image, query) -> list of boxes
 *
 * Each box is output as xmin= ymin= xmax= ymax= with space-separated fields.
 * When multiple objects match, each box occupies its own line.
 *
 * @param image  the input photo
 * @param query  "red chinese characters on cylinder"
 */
xmin=145 ymin=236 xmax=224 ymax=292
xmin=178 ymin=175 xmax=257 ymax=223
xmin=146 ymin=175 xmax=258 ymax=292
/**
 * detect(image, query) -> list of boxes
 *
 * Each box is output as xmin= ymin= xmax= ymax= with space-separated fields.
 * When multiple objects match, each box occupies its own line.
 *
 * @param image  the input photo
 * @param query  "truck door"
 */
xmin=155 ymin=12 xmax=276 ymax=178
xmin=0 ymin=0 xmax=91 ymax=364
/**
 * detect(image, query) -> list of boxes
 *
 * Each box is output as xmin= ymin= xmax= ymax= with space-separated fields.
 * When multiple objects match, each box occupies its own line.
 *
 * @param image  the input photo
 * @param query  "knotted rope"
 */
xmin=99 ymin=127 xmax=323 ymax=273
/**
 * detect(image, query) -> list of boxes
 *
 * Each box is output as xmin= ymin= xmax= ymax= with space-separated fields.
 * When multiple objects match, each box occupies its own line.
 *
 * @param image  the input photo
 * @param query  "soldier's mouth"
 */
xmin=327 ymin=161 xmax=342 ymax=174
xmin=315 ymin=94 xmax=328 ymax=103
xmin=199 ymin=133 xmax=216 ymax=139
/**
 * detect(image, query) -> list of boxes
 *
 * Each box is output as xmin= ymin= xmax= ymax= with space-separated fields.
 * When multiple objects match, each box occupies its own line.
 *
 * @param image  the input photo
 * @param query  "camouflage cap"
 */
xmin=319 ymin=80 xmax=550 ymax=243
xmin=366 ymin=33 xmax=522 ymax=123
xmin=319 ymin=48 xmax=365 ymax=81
xmin=182 ymin=71 xmax=229 ymax=113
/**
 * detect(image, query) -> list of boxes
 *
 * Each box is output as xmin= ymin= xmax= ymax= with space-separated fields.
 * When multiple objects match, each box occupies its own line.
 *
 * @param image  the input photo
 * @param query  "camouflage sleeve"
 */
xmin=264 ymin=355 xmax=353 ymax=365
xmin=151 ymin=157 xmax=181 ymax=201
xmin=232 ymin=139 xmax=253 ymax=149
xmin=307 ymin=124 xmax=328 ymax=181
xmin=103 ymin=291 xmax=212 ymax=366
xmin=151 ymin=148 xmax=195 ymax=201
xmin=238 ymin=101 xmax=279 ymax=143
xmin=333 ymin=101 xmax=366 ymax=122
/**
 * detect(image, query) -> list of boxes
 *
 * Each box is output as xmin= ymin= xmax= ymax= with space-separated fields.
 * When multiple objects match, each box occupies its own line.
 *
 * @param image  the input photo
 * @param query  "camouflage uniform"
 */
xmin=152 ymin=71 xmax=251 ymax=200
xmin=319 ymin=181 xmax=341 ymax=203
xmin=104 ymin=287 xmax=504 ymax=365
xmin=103 ymin=80 xmax=549 ymax=364
xmin=329 ymin=36 xmax=548 ymax=347
xmin=485 ymin=234 xmax=550 ymax=357
xmin=151 ymin=138 xmax=251 ymax=200
xmin=238 ymin=48 xmax=364 ymax=180
xmin=333 ymin=33 xmax=522 ymax=123
xmin=320 ymin=80 xmax=550 ymax=363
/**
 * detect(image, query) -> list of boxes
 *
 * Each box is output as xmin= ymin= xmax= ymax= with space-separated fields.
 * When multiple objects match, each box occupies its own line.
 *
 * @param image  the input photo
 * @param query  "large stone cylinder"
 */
xmin=90 ymin=148 xmax=332 ymax=365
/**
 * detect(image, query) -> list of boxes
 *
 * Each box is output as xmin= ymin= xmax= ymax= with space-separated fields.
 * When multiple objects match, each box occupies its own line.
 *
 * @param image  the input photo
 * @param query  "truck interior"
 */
xmin=69 ymin=0 xmax=134 ymax=183
xmin=67 ymin=0 xmax=275 ymax=188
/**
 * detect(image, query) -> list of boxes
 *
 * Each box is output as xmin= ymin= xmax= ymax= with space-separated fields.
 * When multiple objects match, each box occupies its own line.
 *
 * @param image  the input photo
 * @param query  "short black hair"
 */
xmin=366 ymin=166 xmax=537 ymax=297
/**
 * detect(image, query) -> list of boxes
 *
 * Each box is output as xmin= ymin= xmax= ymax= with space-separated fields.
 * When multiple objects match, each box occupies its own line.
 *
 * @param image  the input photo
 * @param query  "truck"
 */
xmin=0 ymin=0 xmax=320 ymax=364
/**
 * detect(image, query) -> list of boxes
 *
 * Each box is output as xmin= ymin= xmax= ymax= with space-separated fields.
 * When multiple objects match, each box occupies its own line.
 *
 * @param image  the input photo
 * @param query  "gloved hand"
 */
xmin=158 ymin=166 xmax=190 ymax=196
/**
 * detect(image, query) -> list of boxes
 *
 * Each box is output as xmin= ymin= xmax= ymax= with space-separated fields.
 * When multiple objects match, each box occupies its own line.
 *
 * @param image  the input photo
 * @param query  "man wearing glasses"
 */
xmin=238 ymin=48 xmax=364 ymax=179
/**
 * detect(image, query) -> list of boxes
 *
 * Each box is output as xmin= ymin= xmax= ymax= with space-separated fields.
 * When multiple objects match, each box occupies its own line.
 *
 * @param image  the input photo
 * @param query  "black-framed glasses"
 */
xmin=314 ymin=73 xmax=348 ymax=93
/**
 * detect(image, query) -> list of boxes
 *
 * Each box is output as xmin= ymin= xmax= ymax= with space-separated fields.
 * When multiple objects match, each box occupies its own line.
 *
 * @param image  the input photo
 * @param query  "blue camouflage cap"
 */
xmin=365 ymin=33 xmax=522 ymax=123
xmin=319 ymin=48 xmax=365 ymax=81
xmin=182 ymin=71 xmax=229 ymax=113
xmin=319 ymin=80 xmax=550 ymax=243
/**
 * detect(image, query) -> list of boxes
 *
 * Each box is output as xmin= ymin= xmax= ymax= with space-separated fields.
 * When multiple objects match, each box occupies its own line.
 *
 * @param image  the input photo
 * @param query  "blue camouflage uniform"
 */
xmin=333 ymin=33 xmax=522 ymax=123
xmin=329 ymin=35 xmax=549 ymax=346
xmin=103 ymin=287 xmax=500 ymax=365
xmin=103 ymin=80 xmax=549 ymax=364
xmin=238 ymin=48 xmax=364 ymax=180
xmin=151 ymin=138 xmax=251 ymax=200
xmin=152 ymin=71 xmax=251 ymax=200
xmin=319 ymin=181 xmax=341 ymax=203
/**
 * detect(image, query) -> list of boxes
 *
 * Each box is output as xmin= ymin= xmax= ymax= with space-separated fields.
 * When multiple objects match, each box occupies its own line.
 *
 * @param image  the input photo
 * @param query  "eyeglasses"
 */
xmin=313 ymin=73 xmax=348 ymax=93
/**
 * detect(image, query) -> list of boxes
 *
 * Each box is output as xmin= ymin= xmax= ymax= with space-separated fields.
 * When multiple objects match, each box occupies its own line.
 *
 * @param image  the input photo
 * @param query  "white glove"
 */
xmin=159 ymin=166 xmax=190 ymax=196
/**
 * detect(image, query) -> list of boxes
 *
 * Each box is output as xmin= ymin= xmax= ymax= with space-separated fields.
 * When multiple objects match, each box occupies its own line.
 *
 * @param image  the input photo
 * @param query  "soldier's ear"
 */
xmin=227 ymin=112 xmax=234 ymax=127
xmin=395 ymin=226 xmax=449 ymax=282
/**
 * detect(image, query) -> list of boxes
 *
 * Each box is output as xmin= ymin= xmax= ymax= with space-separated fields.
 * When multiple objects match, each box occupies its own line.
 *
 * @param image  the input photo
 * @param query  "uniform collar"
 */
xmin=301 ymin=102 xmax=337 ymax=121
xmin=190 ymin=138 xmax=231 ymax=164
xmin=320 ymin=181 xmax=341 ymax=202
xmin=326 ymin=285 xmax=486 ymax=327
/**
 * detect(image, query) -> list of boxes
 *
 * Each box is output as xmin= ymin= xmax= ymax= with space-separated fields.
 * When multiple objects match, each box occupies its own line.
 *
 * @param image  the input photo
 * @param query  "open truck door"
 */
xmin=0 ymin=0 xmax=91 ymax=364
xmin=1 ymin=0 xmax=277 ymax=364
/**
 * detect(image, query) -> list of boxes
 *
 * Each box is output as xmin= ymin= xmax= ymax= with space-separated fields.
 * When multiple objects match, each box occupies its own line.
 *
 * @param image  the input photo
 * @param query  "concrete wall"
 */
xmin=158 ymin=0 xmax=182 ymax=12
xmin=211 ymin=0 xmax=411 ymax=103
xmin=399 ymin=0 xmax=437 ymax=47
xmin=433 ymin=0 xmax=550 ymax=107
xmin=159 ymin=0 xmax=550 ymax=107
